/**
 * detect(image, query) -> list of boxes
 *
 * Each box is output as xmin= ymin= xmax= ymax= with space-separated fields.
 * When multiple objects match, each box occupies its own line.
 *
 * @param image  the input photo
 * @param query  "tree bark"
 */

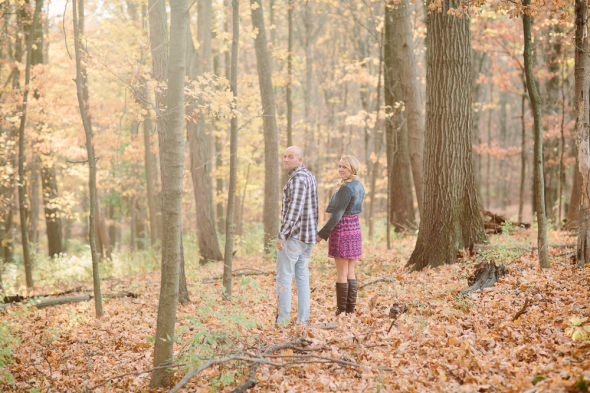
xmin=40 ymin=160 xmax=62 ymax=257
xmin=186 ymin=19 xmax=222 ymax=264
xmin=223 ymin=0 xmax=239 ymax=300
xmin=250 ymin=0 xmax=280 ymax=254
xmin=574 ymin=0 xmax=590 ymax=268
xmin=149 ymin=0 xmax=188 ymax=387
xmin=385 ymin=5 xmax=415 ymax=232
xmin=392 ymin=0 xmax=424 ymax=215
xmin=72 ymin=0 xmax=103 ymax=316
xmin=17 ymin=0 xmax=42 ymax=288
xmin=522 ymin=0 xmax=550 ymax=269
xmin=406 ymin=0 xmax=486 ymax=271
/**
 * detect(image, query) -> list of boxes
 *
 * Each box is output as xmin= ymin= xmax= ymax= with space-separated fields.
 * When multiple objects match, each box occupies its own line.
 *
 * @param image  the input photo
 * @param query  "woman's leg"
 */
xmin=346 ymin=259 xmax=358 ymax=314
xmin=334 ymin=258 xmax=350 ymax=315
xmin=335 ymin=258 xmax=349 ymax=283
xmin=347 ymin=259 xmax=357 ymax=280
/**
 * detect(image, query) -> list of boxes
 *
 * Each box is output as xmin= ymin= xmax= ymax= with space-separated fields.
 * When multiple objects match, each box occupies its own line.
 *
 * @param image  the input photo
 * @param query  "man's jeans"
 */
xmin=276 ymin=238 xmax=313 ymax=324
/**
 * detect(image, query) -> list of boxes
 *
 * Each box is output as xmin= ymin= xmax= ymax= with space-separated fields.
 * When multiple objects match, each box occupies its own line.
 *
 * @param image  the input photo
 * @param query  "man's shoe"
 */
xmin=346 ymin=279 xmax=358 ymax=314
xmin=336 ymin=282 xmax=348 ymax=316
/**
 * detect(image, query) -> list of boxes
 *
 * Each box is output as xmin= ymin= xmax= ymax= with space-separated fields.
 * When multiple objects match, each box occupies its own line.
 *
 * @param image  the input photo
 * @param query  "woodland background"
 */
xmin=1 ymin=0 xmax=590 ymax=391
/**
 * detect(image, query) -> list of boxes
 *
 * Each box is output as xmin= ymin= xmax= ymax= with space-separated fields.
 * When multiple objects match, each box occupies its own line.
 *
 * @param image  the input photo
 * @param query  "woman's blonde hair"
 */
xmin=336 ymin=155 xmax=361 ymax=188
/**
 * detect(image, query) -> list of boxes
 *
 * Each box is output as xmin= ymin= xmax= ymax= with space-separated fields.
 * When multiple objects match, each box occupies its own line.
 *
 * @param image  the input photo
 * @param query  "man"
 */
xmin=276 ymin=146 xmax=318 ymax=324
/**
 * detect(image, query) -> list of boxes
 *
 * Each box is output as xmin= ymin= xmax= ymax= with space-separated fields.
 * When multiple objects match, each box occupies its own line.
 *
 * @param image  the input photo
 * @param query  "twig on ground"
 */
xmin=359 ymin=277 xmax=398 ymax=290
xmin=506 ymin=251 xmax=528 ymax=266
xmin=40 ymin=349 xmax=53 ymax=393
xmin=86 ymin=363 xmax=185 ymax=390
xmin=512 ymin=297 xmax=531 ymax=322
xmin=203 ymin=268 xmax=272 ymax=283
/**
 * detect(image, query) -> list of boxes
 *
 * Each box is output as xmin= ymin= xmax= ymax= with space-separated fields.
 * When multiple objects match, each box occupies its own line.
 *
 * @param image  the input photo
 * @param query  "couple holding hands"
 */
xmin=275 ymin=146 xmax=365 ymax=324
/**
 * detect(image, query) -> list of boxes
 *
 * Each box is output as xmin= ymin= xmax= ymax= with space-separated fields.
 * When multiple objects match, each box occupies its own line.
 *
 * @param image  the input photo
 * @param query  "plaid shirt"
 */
xmin=278 ymin=165 xmax=318 ymax=244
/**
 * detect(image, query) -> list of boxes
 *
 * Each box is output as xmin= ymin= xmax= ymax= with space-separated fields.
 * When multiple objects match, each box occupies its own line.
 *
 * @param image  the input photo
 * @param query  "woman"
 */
xmin=317 ymin=155 xmax=365 ymax=315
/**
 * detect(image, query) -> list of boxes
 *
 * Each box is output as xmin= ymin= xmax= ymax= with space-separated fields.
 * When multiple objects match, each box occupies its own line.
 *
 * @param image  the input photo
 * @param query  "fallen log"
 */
xmin=480 ymin=210 xmax=531 ymax=234
xmin=0 ymin=292 xmax=137 ymax=311
xmin=471 ymin=243 xmax=577 ymax=254
xmin=2 ymin=286 xmax=87 ymax=305
xmin=460 ymin=260 xmax=508 ymax=296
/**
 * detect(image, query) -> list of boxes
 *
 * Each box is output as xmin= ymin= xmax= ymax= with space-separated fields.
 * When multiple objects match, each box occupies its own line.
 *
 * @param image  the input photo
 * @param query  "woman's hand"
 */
xmin=317 ymin=235 xmax=323 ymax=243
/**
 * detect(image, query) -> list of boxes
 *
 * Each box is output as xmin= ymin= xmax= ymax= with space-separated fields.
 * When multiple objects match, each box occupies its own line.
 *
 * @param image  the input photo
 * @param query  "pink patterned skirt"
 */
xmin=328 ymin=215 xmax=362 ymax=259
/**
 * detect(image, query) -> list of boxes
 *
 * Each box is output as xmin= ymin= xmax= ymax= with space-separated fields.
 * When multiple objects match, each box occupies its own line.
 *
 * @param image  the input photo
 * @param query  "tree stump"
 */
xmin=460 ymin=260 xmax=508 ymax=295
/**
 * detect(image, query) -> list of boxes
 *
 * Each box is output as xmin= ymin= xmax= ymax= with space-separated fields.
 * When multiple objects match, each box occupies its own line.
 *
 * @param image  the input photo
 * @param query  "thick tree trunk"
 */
xmin=574 ymin=0 xmax=590 ymax=268
xmin=385 ymin=5 xmax=414 ymax=232
xmin=522 ymin=2 xmax=550 ymax=269
xmin=149 ymin=0 xmax=188 ymax=387
xmin=223 ymin=0 xmax=239 ymax=300
xmin=41 ymin=161 xmax=62 ymax=257
xmin=250 ymin=0 xmax=280 ymax=253
xmin=392 ymin=0 xmax=424 ymax=215
xmin=17 ymin=0 xmax=42 ymax=288
xmin=406 ymin=0 xmax=486 ymax=271
xmin=73 ymin=0 xmax=103 ymax=316
xmin=186 ymin=28 xmax=222 ymax=264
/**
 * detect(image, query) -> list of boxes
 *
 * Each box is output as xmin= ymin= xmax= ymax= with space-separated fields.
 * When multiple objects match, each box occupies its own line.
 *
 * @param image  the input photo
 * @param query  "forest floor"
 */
xmin=1 ymin=228 xmax=590 ymax=393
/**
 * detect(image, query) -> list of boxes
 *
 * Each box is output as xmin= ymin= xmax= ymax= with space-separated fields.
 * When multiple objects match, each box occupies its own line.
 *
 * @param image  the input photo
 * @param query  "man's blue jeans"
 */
xmin=276 ymin=238 xmax=313 ymax=324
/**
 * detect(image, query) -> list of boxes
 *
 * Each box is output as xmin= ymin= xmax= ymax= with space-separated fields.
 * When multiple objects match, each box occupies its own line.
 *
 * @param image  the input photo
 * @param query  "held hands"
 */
xmin=276 ymin=238 xmax=284 ymax=251
xmin=317 ymin=235 xmax=323 ymax=243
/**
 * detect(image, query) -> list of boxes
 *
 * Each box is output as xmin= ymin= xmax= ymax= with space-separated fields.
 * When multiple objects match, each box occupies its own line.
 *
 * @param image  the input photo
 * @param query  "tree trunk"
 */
xmin=519 ymin=90 xmax=527 ymax=223
xmin=486 ymin=83 xmax=494 ymax=209
xmin=144 ymin=112 xmax=158 ymax=247
xmin=17 ymin=0 xmax=42 ymax=288
xmin=149 ymin=0 xmax=188 ymax=387
xmin=250 ymin=0 xmax=280 ymax=254
xmin=568 ymin=158 xmax=581 ymax=227
xmin=282 ymin=0 xmax=293 ymax=187
xmin=522 ymin=1 xmax=550 ymax=269
xmin=73 ymin=0 xmax=103 ymax=316
xmin=29 ymin=155 xmax=40 ymax=247
xmin=223 ymin=0 xmax=239 ymax=300
xmin=406 ymin=0 xmax=486 ymax=271
xmin=574 ymin=0 xmax=590 ymax=268
xmin=471 ymin=51 xmax=486 ymax=201
xmin=40 ymin=160 xmax=62 ymax=257
xmin=392 ymin=0 xmax=424 ymax=215
xmin=130 ymin=196 xmax=136 ymax=251
xmin=186 ymin=12 xmax=222 ymax=264
xmin=385 ymin=5 xmax=415 ymax=232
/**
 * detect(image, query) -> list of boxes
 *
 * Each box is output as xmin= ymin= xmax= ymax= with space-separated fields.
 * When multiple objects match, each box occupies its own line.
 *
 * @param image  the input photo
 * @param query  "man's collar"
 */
xmin=289 ymin=165 xmax=305 ymax=176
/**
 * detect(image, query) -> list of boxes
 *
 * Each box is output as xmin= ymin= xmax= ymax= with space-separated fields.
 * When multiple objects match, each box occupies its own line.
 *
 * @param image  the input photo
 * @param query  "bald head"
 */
xmin=283 ymin=146 xmax=304 ymax=172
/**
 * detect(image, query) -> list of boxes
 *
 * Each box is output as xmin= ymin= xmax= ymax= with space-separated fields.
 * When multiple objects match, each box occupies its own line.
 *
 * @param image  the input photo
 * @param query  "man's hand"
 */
xmin=317 ymin=235 xmax=323 ymax=243
xmin=276 ymin=238 xmax=284 ymax=251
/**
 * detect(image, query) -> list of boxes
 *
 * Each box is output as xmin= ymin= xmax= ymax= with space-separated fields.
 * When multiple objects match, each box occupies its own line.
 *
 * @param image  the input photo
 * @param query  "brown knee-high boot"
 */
xmin=336 ymin=282 xmax=348 ymax=316
xmin=346 ymin=279 xmax=357 ymax=314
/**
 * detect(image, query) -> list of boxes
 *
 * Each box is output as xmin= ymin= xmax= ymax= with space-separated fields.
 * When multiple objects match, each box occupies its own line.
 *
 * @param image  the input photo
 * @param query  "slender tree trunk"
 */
xmin=187 ymin=24 xmax=222 ymax=264
xmin=574 ymin=0 xmax=590 ymax=268
xmin=130 ymin=196 xmax=136 ymax=251
xmin=486 ymin=83 xmax=494 ymax=209
xmin=558 ymin=53 xmax=567 ymax=226
xmin=144 ymin=113 xmax=158 ymax=247
xmin=73 ymin=0 xmax=103 ymax=316
xmin=522 ymin=1 xmax=550 ymax=269
xmin=282 ymin=0 xmax=293 ymax=187
xmin=392 ymin=0 xmax=424 ymax=214
xmin=406 ymin=0 xmax=486 ymax=271
xmin=17 ymin=0 xmax=42 ymax=288
xmin=567 ymin=158 xmax=581 ymax=227
xmin=499 ymin=92 xmax=507 ymax=214
xmin=368 ymin=30 xmax=383 ymax=241
xmin=250 ymin=0 xmax=280 ymax=254
xmin=29 ymin=156 xmax=40 ymax=247
xmin=519 ymin=90 xmax=527 ymax=223
xmin=223 ymin=0 xmax=239 ymax=300
xmin=149 ymin=0 xmax=188 ymax=387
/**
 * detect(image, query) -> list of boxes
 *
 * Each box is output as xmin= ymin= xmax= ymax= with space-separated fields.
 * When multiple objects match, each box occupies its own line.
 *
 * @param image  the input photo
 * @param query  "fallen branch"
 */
xmin=471 ymin=243 xmax=576 ymax=255
xmin=512 ymin=298 xmax=531 ymax=322
xmin=1 ymin=292 xmax=138 ymax=311
xmin=203 ymin=268 xmax=273 ymax=283
xmin=229 ymin=363 xmax=259 ymax=393
xmin=387 ymin=303 xmax=409 ymax=334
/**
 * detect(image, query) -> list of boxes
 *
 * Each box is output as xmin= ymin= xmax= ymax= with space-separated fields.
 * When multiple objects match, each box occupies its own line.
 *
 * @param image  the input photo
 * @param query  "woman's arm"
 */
xmin=318 ymin=186 xmax=352 ymax=240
